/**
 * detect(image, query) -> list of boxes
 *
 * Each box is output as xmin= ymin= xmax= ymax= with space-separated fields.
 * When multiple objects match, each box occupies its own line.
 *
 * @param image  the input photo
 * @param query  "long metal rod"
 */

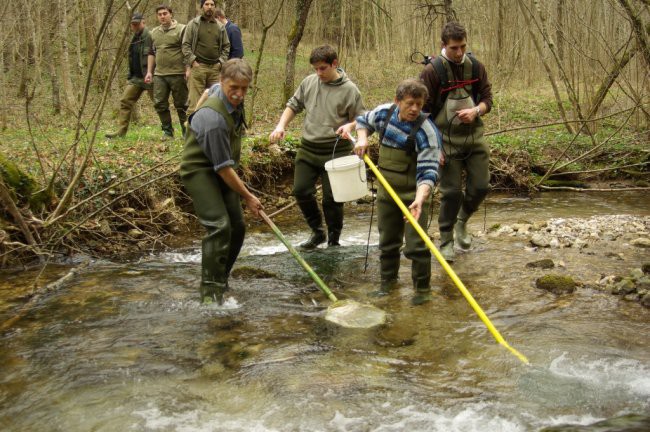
xmin=259 ymin=211 xmax=338 ymax=302
xmin=363 ymin=155 xmax=529 ymax=364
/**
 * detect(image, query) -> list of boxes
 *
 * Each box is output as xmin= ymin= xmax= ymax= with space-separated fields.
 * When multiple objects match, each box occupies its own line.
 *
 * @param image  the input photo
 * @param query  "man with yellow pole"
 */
xmin=350 ymin=79 xmax=443 ymax=305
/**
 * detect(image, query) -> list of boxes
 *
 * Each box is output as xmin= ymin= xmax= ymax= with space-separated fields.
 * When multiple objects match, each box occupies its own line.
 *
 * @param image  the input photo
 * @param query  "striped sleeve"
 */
xmin=414 ymin=119 xmax=442 ymax=189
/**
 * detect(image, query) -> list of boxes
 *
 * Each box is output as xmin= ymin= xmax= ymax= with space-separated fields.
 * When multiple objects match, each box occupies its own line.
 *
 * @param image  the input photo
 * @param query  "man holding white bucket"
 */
xmin=349 ymin=79 xmax=442 ymax=305
xmin=269 ymin=45 xmax=364 ymax=249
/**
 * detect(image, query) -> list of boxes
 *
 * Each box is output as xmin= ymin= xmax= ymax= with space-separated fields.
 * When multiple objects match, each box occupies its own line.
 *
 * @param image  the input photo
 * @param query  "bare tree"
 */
xmin=282 ymin=0 xmax=314 ymax=105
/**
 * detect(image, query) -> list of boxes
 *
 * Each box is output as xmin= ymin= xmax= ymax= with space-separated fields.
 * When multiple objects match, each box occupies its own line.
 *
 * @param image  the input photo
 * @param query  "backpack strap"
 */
xmin=429 ymin=54 xmax=481 ymax=118
xmin=431 ymin=57 xmax=448 ymax=119
xmin=404 ymin=113 xmax=427 ymax=156
xmin=467 ymin=53 xmax=481 ymax=105
xmin=379 ymin=104 xmax=426 ymax=156
xmin=378 ymin=104 xmax=398 ymax=146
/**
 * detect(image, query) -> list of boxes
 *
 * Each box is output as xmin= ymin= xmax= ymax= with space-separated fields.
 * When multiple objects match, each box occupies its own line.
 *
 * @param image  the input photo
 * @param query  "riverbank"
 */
xmin=1 ymin=81 xmax=648 ymax=268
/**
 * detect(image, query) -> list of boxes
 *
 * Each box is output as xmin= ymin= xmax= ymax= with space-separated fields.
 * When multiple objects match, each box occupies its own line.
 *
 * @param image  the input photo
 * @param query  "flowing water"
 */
xmin=1 ymin=192 xmax=649 ymax=432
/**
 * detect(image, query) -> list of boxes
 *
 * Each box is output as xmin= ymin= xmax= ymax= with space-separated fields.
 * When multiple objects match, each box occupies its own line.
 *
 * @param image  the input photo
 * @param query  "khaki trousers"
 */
xmin=113 ymin=83 xmax=153 ymax=135
xmin=187 ymin=63 xmax=221 ymax=114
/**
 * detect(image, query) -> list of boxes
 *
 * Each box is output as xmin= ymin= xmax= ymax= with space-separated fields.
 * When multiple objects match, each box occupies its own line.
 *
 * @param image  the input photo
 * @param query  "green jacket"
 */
xmin=150 ymin=20 xmax=186 ymax=76
xmin=181 ymin=16 xmax=230 ymax=67
xmin=128 ymin=27 xmax=152 ymax=86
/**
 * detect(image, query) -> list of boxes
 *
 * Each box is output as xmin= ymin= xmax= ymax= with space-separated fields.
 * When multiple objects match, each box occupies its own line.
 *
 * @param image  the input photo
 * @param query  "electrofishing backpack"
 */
xmin=429 ymin=53 xmax=481 ymax=119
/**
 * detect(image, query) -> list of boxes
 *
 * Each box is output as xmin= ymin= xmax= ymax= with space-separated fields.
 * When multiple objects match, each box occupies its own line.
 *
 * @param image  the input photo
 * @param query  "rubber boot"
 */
xmin=411 ymin=288 xmax=432 ymax=305
xmin=161 ymin=124 xmax=174 ymax=141
xmin=370 ymin=257 xmax=400 ymax=297
xmin=300 ymin=229 xmax=326 ymax=250
xmin=297 ymin=198 xmax=326 ymax=250
xmin=369 ymin=279 xmax=398 ymax=298
xmin=200 ymin=281 xmax=227 ymax=305
xmin=440 ymin=230 xmax=455 ymax=262
xmin=327 ymin=228 xmax=341 ymax=247
xmin=105 ymin=128 xmax=127 ymax=139
xmin=323 ymin=201 xmax=343 ymax=247
xmin=411 ymin=261 xmax=432 ymax=305
xmin=455 ymin=209 xmax=472 ymax=249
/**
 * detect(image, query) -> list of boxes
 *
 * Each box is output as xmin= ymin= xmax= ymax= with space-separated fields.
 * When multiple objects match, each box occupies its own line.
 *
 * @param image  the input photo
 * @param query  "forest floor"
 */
xmin=1 ymin=73 xmax=648 ymax=268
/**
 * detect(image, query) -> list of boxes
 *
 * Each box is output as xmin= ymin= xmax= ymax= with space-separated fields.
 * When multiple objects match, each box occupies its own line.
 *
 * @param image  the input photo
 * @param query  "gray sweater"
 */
xmin=287 ymin=69 xmax=364 ymax=144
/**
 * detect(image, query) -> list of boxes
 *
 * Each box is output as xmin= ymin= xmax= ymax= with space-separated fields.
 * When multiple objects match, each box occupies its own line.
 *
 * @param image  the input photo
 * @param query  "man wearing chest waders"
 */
xmin=350 ymin=79 xmax=442 ymax=305
xmin=420 ymin=21 xmax=493 ymax=262
xmin=180 ymin=59 xmax=263 ymax=305
xmin=269 ymin=45 xmax=364 ymax=250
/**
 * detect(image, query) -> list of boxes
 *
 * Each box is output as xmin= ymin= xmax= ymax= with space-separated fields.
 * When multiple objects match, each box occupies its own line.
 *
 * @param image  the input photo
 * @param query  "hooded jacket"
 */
xmin=286 ymin=68 xmax=363 ymax=145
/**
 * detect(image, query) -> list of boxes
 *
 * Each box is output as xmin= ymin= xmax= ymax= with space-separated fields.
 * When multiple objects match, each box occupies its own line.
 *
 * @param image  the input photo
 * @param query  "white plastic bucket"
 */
xmin=324 ymin=155 xmax=368 ymax=203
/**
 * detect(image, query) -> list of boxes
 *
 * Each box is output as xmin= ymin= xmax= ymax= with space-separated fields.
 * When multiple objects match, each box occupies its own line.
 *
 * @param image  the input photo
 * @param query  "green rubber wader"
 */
xmin=377 ymin=145 xmax=431 ymax=291
xmin=434 ymin=58 xmax=490 ymax=232
xmin=180 ymin=96 xmax=243 ymax=298
xmin=293 ymin=139 xmax=352 ymax=239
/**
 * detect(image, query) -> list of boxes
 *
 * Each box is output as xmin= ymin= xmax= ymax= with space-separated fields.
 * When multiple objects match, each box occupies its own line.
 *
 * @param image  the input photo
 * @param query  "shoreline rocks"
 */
xmin=491 ymin=215 xmax=649 ymax=308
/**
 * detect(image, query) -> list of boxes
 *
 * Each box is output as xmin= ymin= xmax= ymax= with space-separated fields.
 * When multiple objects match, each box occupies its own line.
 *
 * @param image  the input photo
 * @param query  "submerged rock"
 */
xmin=612 ymin=279 xmax=636 ymax=295
xmin=536 ymin=274 xmax=577 ymax=295
xmin=526 ymin=259 xmax=555 ymax=269
xmin=631 ymin=238 xmax=650 ymax=248
xmin=231 ymin=266 xmax=278 ymax=279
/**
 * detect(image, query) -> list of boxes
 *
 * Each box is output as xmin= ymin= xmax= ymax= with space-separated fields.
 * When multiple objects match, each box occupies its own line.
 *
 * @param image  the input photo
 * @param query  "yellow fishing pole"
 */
xmin=363 ymin=154 xmax=529 ymax=365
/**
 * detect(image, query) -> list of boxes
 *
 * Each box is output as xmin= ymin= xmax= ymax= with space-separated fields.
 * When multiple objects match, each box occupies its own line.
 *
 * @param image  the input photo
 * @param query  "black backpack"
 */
xmin=429 ymin=53 xmax=480 ymax=119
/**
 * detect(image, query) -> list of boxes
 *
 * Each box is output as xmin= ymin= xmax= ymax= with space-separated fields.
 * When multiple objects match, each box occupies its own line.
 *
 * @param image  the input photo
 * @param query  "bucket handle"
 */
xmin=331 ymin=135 xmax=367 ymax=184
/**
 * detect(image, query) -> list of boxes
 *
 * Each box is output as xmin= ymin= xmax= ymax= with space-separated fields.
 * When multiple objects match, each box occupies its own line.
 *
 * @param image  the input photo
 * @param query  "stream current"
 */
xmin=0 ymin=191 xmax=649 ymax=431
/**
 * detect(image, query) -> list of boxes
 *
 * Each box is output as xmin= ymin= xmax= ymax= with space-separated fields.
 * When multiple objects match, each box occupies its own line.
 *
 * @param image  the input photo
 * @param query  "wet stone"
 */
xmin=526 ymin=259 xmax=555 ymax=269
xmin=231 ymin=266 xmax=277 ymax=279
xmin=530 ymin=234 xmax=550 ymax=247
xmin=612 ymin=279 xmax=636 ymax=295
xmin=374 ymin=324 xmax=417 ymax=348
xmin=535 ymin=274 xmax=577 ymax=295
xmin=641 ymin=293 xmax=650 ymax=308
xmin=631 ymin=238 xmax=650 ymax=248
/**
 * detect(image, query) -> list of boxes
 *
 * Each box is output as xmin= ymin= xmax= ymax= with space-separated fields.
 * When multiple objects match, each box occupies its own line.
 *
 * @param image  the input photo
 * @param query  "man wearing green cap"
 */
xmin=105 ymin=12 xmax=153 ymax=138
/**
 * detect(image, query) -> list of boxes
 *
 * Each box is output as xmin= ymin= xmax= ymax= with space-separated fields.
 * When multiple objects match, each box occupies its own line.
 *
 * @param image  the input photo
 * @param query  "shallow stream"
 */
xmin=1 ymin=192 xmax=649 ymax=431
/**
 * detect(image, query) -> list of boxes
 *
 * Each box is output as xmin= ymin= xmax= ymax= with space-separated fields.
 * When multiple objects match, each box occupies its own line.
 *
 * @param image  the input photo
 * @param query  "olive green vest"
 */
xmin=433 ymin=56 xmax=485 ymax=153
xmin=378 ymin=145 xmax=418 ymax=197
xmin=180 ymin=97 xmax=243 ymax=178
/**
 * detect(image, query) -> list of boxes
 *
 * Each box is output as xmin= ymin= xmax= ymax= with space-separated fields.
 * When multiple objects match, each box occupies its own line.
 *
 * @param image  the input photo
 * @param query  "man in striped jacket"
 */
xmin=351 ymin=79 xmax=442 ymax=305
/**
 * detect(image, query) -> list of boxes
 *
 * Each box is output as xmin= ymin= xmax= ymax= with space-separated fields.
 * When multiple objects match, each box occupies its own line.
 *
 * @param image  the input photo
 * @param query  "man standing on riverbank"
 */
xmin=215 ymin=8 xmax=244 ymax=59
xmin=350 ymin=79 xmax=442 ymax=305
xmin=269 ymin=45 xmax=364 ymax=249
xmin=145 ymin=5 xmax=188 ymax=141
xmin=420 ymin=21 xmax=493 ymax=262
xmin=105 ymin=13 xmax=153 ymax=139
xmin=180 ymin=59 xmax=262 ymax=305
xmin=182 ymin=0 xmax=230 ymax=114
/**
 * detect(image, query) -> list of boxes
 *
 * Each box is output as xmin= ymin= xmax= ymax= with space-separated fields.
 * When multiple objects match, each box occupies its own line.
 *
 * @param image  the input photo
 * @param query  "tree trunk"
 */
xmin=556 ymin=0 xmax=565 ymax=61
xmin=616 ymin=0 xmax=650 ymax=68
xmin=444 ymin=0 xmax=455 ymax=23
xmin=282 ymin=0 xmax=313 ymax=105
xmin=516 ymin=0 xmax=574 ymax=134
xmin=497 ymin=0 xmax=504 ymax=67
xmin=249 ymin=0 xmax=285 ymax=125
xmin=59 ymin=0 xmax=76 ymax=111
xmin=587 ymin=44 xmax=637 ymax=118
